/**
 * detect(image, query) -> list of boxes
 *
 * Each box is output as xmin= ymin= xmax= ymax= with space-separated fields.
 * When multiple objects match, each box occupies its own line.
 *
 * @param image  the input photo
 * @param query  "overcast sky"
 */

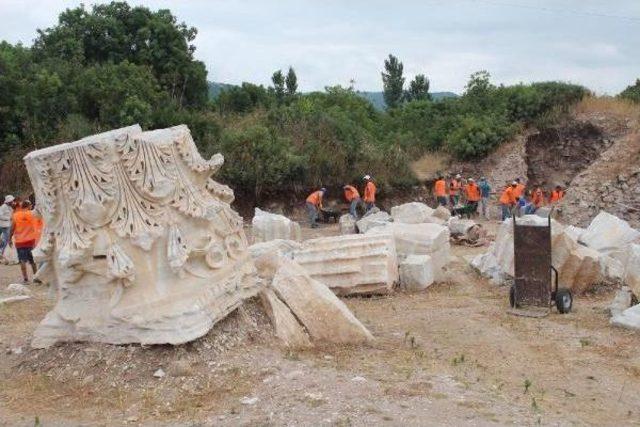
xmin=1 ymin=0 xmax=638 ymax=94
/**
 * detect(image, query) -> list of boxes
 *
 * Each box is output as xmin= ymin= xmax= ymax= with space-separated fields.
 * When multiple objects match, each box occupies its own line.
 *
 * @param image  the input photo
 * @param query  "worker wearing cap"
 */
xmin=363 ymin=175 xmax=376 ymax=212
xmin=306 ymin=188 xmax=326 ymax=228
xmin=499 ymin=181 xmax=518 ymax=221
xmin=9 ymin=200 xmax=39 ymax=283
xmin=0 ymin=195 xmax=14 ymax=259
xmin=478 ymin=177 xmax=491 ymax=219
xmin=513 ymin=178 xmax=526 ymax=200
xmin=343 ymin=184 xmax=362 ymax=218
xmin=549 ymin=185 xmax=565 ymax=203
xmin=433 ymin=176 xmax=447 ymax=207
xmin=449 ymin=174 xmax=462 ymax=207
xmin=464 ymin=178 xmax=481 ymax=215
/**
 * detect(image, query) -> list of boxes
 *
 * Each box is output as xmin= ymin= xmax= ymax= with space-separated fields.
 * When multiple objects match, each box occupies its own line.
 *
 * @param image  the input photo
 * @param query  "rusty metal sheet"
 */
xmin=513 ymin=220 xmax=551 ymax=307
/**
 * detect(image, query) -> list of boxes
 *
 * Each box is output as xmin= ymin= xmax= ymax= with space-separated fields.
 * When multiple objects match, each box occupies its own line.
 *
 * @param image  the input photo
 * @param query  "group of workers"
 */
xmin=306 ymin=175 xmax=377 ymax=227
xmin=0 ymin=194 xmax=43 ymax=284
xmin=434 ymin=173 xmax=565 ymax=221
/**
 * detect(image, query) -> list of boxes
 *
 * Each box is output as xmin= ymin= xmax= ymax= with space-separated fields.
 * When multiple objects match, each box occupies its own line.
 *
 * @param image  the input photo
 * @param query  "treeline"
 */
xmin=0 ymin=2 xmax=592 ymax=204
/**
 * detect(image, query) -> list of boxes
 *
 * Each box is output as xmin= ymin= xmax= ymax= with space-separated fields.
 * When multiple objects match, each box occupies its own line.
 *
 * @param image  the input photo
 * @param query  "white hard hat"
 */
xmin=455 ymin=174 xmax=461 ymax=179
xmin=468 ymin=178 xmax=475 ymax=182
xmin=363 ymin=175 xmax=371 ymax=180
xmin=4 ymin=195 xmax=14 ymax=204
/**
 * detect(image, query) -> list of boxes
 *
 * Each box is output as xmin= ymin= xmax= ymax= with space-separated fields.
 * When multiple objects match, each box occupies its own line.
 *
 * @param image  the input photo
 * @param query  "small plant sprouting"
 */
xmin=451 ymin=354 xmax=466 ymax=366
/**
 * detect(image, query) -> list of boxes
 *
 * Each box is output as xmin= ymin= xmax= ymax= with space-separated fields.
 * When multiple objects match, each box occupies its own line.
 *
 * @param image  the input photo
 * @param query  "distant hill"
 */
xmin=208 ymin=81 xmax=457 ymax=109
xmin=355 ymin=91 xmax=458 ymax=110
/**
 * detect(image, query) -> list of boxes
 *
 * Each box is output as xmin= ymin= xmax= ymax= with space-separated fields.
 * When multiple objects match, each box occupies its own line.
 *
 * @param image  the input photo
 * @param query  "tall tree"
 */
xmin=406 ymin=74 xmax=431 ymax=102
xmin=381 ymin=54 xmax=405 ymax=109
xmin=271 ymin=70 xmax=285 ymax=103
xmin=285 ymin=67 xmax=298 ymax=96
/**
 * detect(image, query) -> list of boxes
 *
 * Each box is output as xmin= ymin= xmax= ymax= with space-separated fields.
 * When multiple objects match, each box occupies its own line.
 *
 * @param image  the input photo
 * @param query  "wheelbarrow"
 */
xmin=507 ymin=211 xmax=573 ymax=317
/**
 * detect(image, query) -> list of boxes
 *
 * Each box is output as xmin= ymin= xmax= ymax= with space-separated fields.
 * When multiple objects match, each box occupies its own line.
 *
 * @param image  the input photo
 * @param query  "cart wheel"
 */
xmin=509 ymin=285 xmax=518 ymax=308
xmin=555 ymin=288 xmax=573 ymax=314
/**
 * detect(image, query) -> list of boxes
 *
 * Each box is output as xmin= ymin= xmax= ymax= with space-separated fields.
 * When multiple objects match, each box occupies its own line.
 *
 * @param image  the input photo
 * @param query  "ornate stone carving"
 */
xmin=25 ymin=124 xmax=258 ymax=348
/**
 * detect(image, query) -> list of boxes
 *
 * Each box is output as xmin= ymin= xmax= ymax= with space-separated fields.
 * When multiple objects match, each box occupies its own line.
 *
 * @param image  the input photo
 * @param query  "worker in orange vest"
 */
xmin=9 ymin=200 xmax=39 ymax=283
xmin=549 ymin=185 xmax=565 ymax=203
xmin=363 ymin=175 xmax=376 ymax=212
xmin=499 ymin=181 xmax=518 ymax=221
xmin=433 ymin=175 xmax=447 ymax=207
xmin=449 ymin=174 xmax=462 ymax=207
xmin=306 ymin=188 xmax=326 ymax=228
xmin=343 ymin=184 xmax=362 ymax=218
xmin=513 ymin=178 xmax=526 ymax=200
xmin=464 ymin=178 xmax=482 ymax=215
xmin=532 ymin=187 xmax=545 ymax=208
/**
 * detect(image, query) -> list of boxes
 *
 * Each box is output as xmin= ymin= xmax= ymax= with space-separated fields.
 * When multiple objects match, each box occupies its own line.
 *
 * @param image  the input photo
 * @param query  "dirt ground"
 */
xmin=1 ymin=219 xmax=640 ymax=426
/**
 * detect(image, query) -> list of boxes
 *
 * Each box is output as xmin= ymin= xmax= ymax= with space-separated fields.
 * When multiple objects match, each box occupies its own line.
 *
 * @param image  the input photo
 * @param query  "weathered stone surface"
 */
xmin=557 ymin=243 xmax=604 ymax=294
xmin=26 ymin=125 xmax=258 ymax=348
xmin=368 ymin=223 xmax=450 ymax=281
xmin=563 ymin=225 xmax=585 ymax=242
xmin=356 ymin=211 xmax=391 ymax=233
xmin=432 ymin=205 xmax=452 ymax=221
xmin=248 ymin=239 xmax=301 ymax=261
xmin=625 ymin=244 xmax=640 ymax=298
xmin=259 ymin=288 xmax=312 ymax=348
xmin=399 ymin=255 xmax=434 ymax=291
xmin=252 ymin=208 xmax=302 ymax=243
xmin=7 ymin=283 xmax=30 ymax=294
xmin=579 ymin=211 xmax=640 ymax=254
xmin=390 ymin=202 xmax=435 ymax=224
xmin=293 ymin=233 xmax=398 ymax=295
xmin=609 ymin=286 xmax=634 ymax=317
xmin=339 ymin=214 xmax=357 ymax=235
xmin=0 ymin=295 xmax=31 ymax=305
xmin=611 ymin=304 xmax=640 ymax=330
xmin=470 ymin=249 xmax=505 ymax=285
xmin=270 ymin=258 xmax=373 ymax=343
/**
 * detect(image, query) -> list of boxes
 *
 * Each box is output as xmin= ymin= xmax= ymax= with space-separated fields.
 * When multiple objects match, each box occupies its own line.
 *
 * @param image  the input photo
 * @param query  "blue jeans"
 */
xmin=501 ymin=204 xmax=512 ymax=221
xmin=0 ymin=226 xmax=9 ymax=256
xmin=437 ymin=196 xmax=447 ymax=207
xmin=306 ymin=202 xmax=319 ymax=226
xmin=365 ymin=202 xmax=375 ymax=212
xmin=349 ymin=198 xmax=361 ymax=218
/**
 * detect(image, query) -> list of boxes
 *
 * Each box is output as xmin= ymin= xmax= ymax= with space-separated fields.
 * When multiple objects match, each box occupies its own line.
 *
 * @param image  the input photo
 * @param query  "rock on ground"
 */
xmin=269 ymin=258 xmax=373 ymax=344
xmin=432 ymin=205 xmax=452 ymax=221
xmin=339 ymin=214 xmax=357 ymax=235
xmin=252 ymin=208 xmax=302 ymax=243
xmin=399 ymin=255 xmax=434 ymax=291
xmin=356 ymin=211 xmax=391 ymax=234
xmin=579 ymin=211 xmax=640 ymax=254
xmin=367 ymin=223 xmax=450 ymax=281
xmin=611 ymin=304 xmax=640 ymax=330
xmin=390 ymin=202 xmax=435 ymax=224
xmin=259 ymin=288 xmax=312 ymax=348
xmin=293 ymin=233 xmax=398 ymax=296
xmin=625 ymin=244 xmax=640 ymax=298
xmin=0 ymin=295 xmax=31 ymax=305
xmin=609 ymin=287 xmax=634 ymax=317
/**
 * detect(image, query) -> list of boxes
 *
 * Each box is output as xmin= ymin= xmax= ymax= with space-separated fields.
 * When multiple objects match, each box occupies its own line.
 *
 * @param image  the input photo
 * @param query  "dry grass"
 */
xmin=574 ymin=96 xmax=640 ymax=123
xmin=410 ymin=151 xmax=451 ymax=181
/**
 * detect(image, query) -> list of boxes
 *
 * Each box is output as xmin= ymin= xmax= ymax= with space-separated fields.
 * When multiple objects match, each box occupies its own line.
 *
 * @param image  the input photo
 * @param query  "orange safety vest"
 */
xmin=550 ymin=190 xmax=564 ymax=203
xmin=465 ymin=183 xmax=481 ymax=202
xmin=306 ymin=190 xmax=323 ymax=207
xmin=434 ymin=180 xmax=447 ymax=197
xmin=364 ymin=181 xmax=376 ymax=203
xmin=532 ymin=188 xmax=545 ymax=207
xmin=12 ymin=209 xmax=38 ymax=247
xmin=513 ymin=183 xmax=525 ymax=199
xmin=449 ymin=179 xmax=461 ymax=195
xmin=499 ymin=186 xmax=516 ymax=205
xmin=343 ymin=185 xmax=360 ymax=202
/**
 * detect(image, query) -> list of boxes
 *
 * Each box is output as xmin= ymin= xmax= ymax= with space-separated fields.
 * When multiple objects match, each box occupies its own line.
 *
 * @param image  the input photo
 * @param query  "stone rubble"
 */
xmin=432 ymin=205 xmax=452 ymax=221
xmin=611 ymin=304 xmax=640 ymax=331
xmin=248 ymin=239 xmax=301 ymax=261
xmin=252 ymin=208 xmax=302 ymax=243
xmin=355 ymin=210 xmax=392 ymax=233
xmin=339 ymin=214 xmax=357 ymax=235
xmin=259 ymin=288 xmax=312 ymax=349
xmin=625 ymin=244 xmax=640 ymax=298
xmin=391 ymin=202 xmax=435 ymax=224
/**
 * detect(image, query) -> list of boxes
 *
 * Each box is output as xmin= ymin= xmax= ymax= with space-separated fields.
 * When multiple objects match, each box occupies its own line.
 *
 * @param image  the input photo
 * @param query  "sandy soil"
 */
xmin=1 ymin=220 xmax=640 ymax=426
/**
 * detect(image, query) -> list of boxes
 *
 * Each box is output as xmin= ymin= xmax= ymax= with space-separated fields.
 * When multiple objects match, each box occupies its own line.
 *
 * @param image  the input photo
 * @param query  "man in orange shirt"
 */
xmin=449 ymin=174 xmax=462 ymax=207
xmin=464 ymin=178 xmax=481 ymax=215
xmin=499 ymin=181 xmax=518 ymax=221
xmin=306 ymin=188 xmax=326 ymax=228
xmin=343 ymin=184 xmax=362 ymax=218
xmin=433 ymin=176 xmax=447 ymax=207
xmin=532 ymin=187 xmax=545 ymax=208
xmin=513 ymin=178 xmax=526 ymax=200
xmin=9 ymin=200 xmax=39 ymax=283
xmin=549 ymin=185 xmax=565 ymax=203
xmin=363 ymin=175 xmax=376 ymax=212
